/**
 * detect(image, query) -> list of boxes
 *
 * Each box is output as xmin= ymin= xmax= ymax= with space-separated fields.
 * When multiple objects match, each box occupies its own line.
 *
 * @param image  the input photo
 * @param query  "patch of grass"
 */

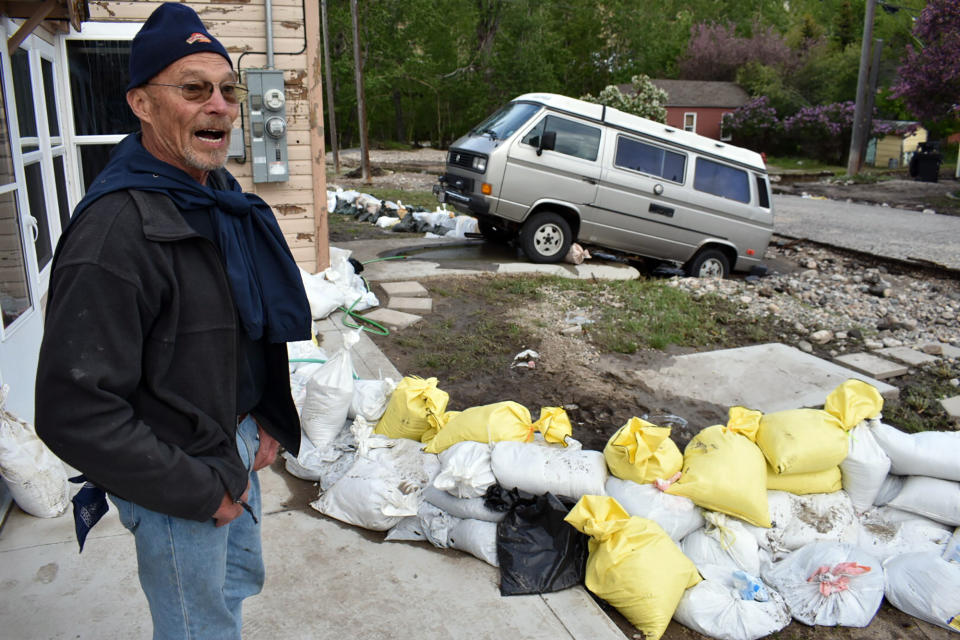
xmin=831 ymin=172 xmax=893 ymax=184
xmin=343 ymin=187 xmax=440 ymax=210
xmin=883 ymin=359 xmax=960 ymax=432
xmin=766 ymin=156 xmax=844 ymax=174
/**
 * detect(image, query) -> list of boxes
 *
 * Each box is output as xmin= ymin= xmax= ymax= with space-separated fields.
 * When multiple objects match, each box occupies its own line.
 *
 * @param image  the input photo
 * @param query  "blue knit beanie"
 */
xmin=126 ymin=3 xmax=232 ymax=91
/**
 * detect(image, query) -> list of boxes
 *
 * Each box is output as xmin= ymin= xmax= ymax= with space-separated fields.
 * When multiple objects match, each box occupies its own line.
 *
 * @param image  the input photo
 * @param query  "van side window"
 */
xmin=755 ymin=174 xmax=770 ymax=208
xmin=694 ymin=157 xmax=750 ymax=204
xmin=614 ymin=136 xmax=686 ymax=183
xmin=521 ymin=115 xmax=601 ymax=161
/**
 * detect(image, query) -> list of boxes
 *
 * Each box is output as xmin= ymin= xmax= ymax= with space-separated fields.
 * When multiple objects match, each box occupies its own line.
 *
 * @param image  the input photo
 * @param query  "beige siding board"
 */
xmin=230 ymin=159 xmax=314 ymax=179
xmin=92 ymin=2 xmax=304 ymax=21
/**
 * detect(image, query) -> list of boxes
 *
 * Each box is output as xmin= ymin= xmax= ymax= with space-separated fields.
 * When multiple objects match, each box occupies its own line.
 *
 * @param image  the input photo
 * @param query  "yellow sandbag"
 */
xmin=766 ymin=464 xmax=842 ymax=494
xmin=604 ymin=418 xmax=682 ymax=484
xmin=565 ymin=495 xmax=701 ymax=640
xmin=423 ymin=401 xmax=529 ymax=453
xmin=823 ymin=379 xmax=883 ymax=429
xmin=757 ymin=409 xmax=847 ymax=475
xmin=666 ymin=408 xmax=771 ymax=527
xmin=374 ymin=376 xmax=449 ymax=441
xmin=532 ymin=406 xmax=573 ymax=444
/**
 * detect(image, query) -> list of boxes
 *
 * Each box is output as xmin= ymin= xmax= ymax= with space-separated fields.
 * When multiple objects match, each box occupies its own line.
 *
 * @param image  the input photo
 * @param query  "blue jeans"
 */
xmin=111 ymin=415 xmax=263 ymax=640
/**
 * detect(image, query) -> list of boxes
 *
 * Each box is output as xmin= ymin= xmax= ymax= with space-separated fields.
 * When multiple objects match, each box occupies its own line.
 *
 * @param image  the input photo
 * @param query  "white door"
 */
xmin=0 ymin=30 xmax=71 ymax=424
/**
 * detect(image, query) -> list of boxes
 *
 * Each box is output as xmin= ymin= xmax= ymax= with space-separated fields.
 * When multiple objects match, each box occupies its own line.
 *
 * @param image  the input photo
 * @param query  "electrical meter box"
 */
xmin=246 ymin=69 xmax=289 ymax=183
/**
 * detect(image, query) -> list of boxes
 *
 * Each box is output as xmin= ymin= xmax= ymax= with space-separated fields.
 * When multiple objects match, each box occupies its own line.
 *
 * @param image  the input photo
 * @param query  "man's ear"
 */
xmin=126 ymin=88 xmax=153 ymax=124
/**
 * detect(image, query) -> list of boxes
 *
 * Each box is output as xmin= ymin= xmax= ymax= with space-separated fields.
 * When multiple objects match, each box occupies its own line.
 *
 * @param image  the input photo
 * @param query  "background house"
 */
xmin=0 ymin=0 xmax=330 ymax=431
xmin=645 ymin=79 xmax=750 ymax=141
xmin=866 ymin=122 xmax=926 ymax=169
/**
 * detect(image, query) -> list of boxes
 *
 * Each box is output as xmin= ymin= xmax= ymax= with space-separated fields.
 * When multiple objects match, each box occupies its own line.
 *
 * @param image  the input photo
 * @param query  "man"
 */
xmin=35 ymin=3 xmax=311 ymax=638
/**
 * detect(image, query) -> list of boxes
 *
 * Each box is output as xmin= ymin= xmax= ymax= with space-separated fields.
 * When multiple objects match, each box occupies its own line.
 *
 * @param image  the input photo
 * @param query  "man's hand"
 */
xmin=212 ymin=482 xmax=250 ymax=527
xmin=253 ymin=424 xmax=279 ymax=471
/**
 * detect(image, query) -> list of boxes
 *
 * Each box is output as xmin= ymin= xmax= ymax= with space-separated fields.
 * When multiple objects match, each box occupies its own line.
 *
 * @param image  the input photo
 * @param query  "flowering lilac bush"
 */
xmin=721 ymin=97 xmax=784 ymax=153
xmin=677 ymin=22 xmax=803 ymax=81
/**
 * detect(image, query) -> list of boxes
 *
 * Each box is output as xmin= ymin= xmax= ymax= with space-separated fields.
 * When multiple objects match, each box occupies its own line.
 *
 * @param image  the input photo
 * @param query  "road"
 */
xmin=773 ymin=194 xmax=960 ymax=272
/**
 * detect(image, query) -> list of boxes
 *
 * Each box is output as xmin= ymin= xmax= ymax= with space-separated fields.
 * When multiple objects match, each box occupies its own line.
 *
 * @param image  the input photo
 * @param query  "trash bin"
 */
xmin=909 ymin=142 xmax=942 ymax=183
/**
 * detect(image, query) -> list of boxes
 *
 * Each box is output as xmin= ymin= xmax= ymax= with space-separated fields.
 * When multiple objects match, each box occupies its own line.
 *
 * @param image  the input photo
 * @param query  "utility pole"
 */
xmin=350 ymin=0 xmax=372 ymax=184
xmin=861 ymin=39 xmax=883 ymax=167
xmin=846 ymin=0 xmax=877 ymax=176
xmin=321 ymin=0 xmax=339 ymax=175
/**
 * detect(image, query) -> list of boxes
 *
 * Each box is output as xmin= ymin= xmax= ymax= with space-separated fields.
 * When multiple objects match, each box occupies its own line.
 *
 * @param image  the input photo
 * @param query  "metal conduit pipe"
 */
xmin=265 ymin=0 xmax=275 ymax=69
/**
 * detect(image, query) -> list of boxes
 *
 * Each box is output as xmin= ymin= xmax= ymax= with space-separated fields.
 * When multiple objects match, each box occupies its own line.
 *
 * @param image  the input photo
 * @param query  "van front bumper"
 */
xmin=433 ymin=176 xmax=489 ymax=215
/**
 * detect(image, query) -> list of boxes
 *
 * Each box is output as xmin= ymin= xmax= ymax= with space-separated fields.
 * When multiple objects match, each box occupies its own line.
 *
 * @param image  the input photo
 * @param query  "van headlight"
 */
xmin=472 ymin=156 xmax=487 ymax=172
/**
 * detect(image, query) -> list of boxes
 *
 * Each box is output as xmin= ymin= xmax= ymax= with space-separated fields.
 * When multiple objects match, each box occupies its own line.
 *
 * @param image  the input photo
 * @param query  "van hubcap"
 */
xmin=699 ymin=258 xmax=724 ymax=278
xmin=534 ymin=224 xmax=563 ymax=256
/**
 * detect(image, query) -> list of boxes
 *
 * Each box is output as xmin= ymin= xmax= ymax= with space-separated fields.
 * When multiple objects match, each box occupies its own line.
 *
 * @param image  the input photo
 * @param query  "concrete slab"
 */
xmin=632 ymin=343 xmax=899 ymax=414
xmin=941 ymin=395 xmax=960 ymax=419
xmin=941 ymin=343 xmax=960 ymax=359
xmin=877 ymin=346 xmax=940 ymax=367
xmin=834 ymin=352 xmax=909 ymax=380
xmin=496 ymin=262 xmax=639 ymax=280
xmin=361 ymin=308 xmax=423 ymax=331
xmin=388 ymin=296 xmax=433 ymax=313
xmin=381 ymin=281 xmax=429 ymax=298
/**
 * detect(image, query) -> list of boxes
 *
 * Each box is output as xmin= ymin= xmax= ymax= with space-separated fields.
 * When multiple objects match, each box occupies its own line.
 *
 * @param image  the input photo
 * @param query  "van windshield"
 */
xmin=469 ymin=102 xmax=540 ymax=140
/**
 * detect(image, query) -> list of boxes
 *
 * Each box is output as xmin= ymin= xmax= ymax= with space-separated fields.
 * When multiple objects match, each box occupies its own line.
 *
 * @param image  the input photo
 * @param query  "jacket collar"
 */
xmin=131 ymin=168 xmax=229 ymax=242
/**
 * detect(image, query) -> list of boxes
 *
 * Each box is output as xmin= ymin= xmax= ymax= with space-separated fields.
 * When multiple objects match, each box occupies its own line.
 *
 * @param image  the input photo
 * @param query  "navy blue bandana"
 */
xmin=71 ymin=133 xmax=311 ymax=343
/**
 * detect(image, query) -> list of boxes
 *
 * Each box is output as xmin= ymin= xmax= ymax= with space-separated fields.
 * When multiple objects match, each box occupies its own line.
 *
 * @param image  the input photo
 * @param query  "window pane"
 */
xmin=12 ymin=50 xmax=38 ymax=152
xmin=53 ymin=155 xmax=70 ymax=230
xmin=694 ymin=158 xmax=750 ymax=204
xmin=42 ymin=59 xmax=60 ymax=138
xmin=546 ymin=116 xmax=600 ymax=161
xmin=67 ymin=40 xmax=139 ymax=136
xmin=25 ymin=163 xmax=52 ymax=269
xmin=0 ymin=73 xmax=16 ymax=186
xmin=615 ymin=137 xmax=685 ymax=183
xmin=755 ymin=174 xmax=770 ymax=208
xmin=79 ymin=144 xmax=117 ymax=190
xmin=0 ymin=190 xmax=31 ymax=328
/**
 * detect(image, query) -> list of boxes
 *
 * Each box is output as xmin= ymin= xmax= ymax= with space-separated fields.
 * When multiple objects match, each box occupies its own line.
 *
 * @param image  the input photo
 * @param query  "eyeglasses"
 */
xmin=144 ymin=81 xmax=249 ymax=104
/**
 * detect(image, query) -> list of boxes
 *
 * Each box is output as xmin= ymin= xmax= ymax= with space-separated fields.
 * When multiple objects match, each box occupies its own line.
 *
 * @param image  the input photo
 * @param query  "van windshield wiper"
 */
xmin=478 ymin=128 xmax=499 ymax=140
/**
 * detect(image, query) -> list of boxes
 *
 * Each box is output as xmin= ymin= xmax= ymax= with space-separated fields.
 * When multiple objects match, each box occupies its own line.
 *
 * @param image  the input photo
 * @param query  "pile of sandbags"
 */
xmin=286 ymin=364 xmax=960 ymax=640
xmin=327 ymin=187 xmax=478 ymax=238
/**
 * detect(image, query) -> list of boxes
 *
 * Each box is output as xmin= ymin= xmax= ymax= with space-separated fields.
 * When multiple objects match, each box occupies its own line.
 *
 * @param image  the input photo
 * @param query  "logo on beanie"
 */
xmin=186 ymin=32 xmax=212 ymax=45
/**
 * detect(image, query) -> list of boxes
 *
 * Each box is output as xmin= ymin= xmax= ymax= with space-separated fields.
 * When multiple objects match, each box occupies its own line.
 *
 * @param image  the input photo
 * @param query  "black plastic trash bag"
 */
xmin=485 ymin=485 xmax=587 ymax=596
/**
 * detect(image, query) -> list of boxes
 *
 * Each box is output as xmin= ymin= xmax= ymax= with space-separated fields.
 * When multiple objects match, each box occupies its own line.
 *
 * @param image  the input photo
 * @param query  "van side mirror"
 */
xmin=537 ymin=130 xmax=556 ymax=156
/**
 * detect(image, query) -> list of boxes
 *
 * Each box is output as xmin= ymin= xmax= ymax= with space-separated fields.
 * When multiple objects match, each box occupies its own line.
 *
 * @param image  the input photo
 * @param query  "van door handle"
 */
xmin=649 ymin=203 xmax=674 ymax=217
xmin=581 ymin=177 xmax=597 ymax=185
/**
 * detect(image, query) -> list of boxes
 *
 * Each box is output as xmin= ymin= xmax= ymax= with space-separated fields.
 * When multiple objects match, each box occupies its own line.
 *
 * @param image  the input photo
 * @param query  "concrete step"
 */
xmin=361 ymin=307 xmax=423 ymax=331
xmin=381 ymin=281 xmax=430 ymax=298
xmin=388 ymin=296 xmax=433 ymax=313
xmin=833 ymin=352 xmax=909 ymax=380
xmin=876 ymin=346 xmax=940 ymax=367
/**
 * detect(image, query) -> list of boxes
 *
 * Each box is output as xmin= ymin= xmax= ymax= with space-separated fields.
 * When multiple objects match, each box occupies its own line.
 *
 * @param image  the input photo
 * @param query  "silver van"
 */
xmin=434 ymin=93 xmax=773 ymax=277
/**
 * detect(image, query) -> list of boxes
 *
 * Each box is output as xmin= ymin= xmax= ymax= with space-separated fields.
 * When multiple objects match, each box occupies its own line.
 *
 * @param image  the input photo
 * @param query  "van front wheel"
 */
xmin=686 ymin=248 xmax=730 ymax=278
xmin=520 ymin=212 xmax=572 ymax=263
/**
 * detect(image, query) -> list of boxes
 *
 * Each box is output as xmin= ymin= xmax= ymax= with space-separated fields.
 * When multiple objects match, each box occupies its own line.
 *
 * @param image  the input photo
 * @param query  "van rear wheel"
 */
xmin=686 ymin=248 xmax=730 ymax=278
xmin=520 ymin=211 xmax=572 ymax=263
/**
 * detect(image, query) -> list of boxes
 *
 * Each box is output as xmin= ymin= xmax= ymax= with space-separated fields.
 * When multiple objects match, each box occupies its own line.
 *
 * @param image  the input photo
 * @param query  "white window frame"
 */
xmin=720 ymin=112 xmax=733 ymax=141
xmin=683 ymin=112 xmax=697 ymax=133
xmin=58 ymin=22 xmax=140 ymax=209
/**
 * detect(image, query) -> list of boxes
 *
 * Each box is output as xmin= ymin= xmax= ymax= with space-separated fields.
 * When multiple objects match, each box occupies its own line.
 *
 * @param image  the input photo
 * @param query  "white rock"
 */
xmin=810 ymin=329 xmax=833 ymax=344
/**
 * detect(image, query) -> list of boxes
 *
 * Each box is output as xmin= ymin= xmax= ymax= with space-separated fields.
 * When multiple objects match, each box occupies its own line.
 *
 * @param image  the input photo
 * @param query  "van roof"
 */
xmin=512 ymin=92 xmax=766 ymax=172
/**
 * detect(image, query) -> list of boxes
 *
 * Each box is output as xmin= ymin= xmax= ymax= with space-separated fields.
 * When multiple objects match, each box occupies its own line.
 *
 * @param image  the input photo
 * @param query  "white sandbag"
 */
xmin=872 ymin=421 xmax=960 ymax=481
xmin=310 ymin=438 xmax=431 ymax=531
xmin=299 ymin=267 xmax=345 ymax=320
xmin=375 ymin=216 xmax=400 ymax=228
xmin=448 ymin=518 xmax=499 ymax=567
xmin=452 ymin=215 xmax=478 ymax=238
xmin=386 ymin=502 xmax=460 ymax=547
xmin=348 ymin=378 xmax=395 ymax=423
xmin=604 ymin=477 xmax=703 ymax=542
xmin=887 ymin=475 xmax=960 ymax=526
xmin=0 ymin=386 xmax=69 ymax=518
xmin=423 ymin=485 xmax=505 ymax=523
xmin=434 ymin=441 xmax=496 ymax=499
xmin=745 ymin=491 xmax=859 ymax=561
xmin=324 ymin=247 xmax=379 ymax=312
xmin=762 ymin=541 xmax=884 ymax=627
xmin=682 ymin=511 xmax=761 ymax=575
xmin=873 ymin=473 xmax=904 ymax=506
xmin=883 ymin=552 xmax=960 ymax=632
xmin=384 ymin=516 xmax=425 ymax=542
xmin=840 ymin=421 xmax=891 ymax=513
xmin=299 ymin=331 xmax=358 ymax=448
xmin=945 ymin=527 xmax=960 ymax=563
xmin=673 ymin=563 xmax=791 ymax=640
xmin=283 ymin=419 xmax=358 ymax=489
xmin=856 ymin=506 xmax=951 ymax=563
xmin=491 ymin=439 xmax=606 ymax=500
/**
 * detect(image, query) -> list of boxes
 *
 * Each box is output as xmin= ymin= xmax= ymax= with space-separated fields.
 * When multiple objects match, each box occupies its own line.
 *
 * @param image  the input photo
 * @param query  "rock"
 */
xmin=835 ymin=331 xmax=848 ymax=340
xmin=865 ymin=339 xmax=884 ymax=349
xmin=923 ymin=343 xmax=944 ymax=355
xmin=797 ymin=340 xmax=813 ymax=353
xmin=922 ymin=208 xmax=935 ymax=215
xmin=951 ymin=379 xmax=959 ymax=388
xmin=882 ymin=337 xmax=903 ymax=348
xmin=810 ymin=329 xmax=833 ymax=344
xmin=848 ymin=328 xmax=863 ymax=339
xmin=739 ymin=296 xmax=753 ymax=305
xmin=868 ymin=285 xmax=892 ymax=297
xmin=805 ymin=260 xmax=818 ymax=269
xmin=560 ymin=324 xmax=582 ymax=336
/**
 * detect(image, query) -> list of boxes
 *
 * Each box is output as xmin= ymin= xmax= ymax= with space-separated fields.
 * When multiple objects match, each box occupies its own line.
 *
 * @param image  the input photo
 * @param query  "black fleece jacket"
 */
xmin=35 ymin=184 xmax=301 ymax=522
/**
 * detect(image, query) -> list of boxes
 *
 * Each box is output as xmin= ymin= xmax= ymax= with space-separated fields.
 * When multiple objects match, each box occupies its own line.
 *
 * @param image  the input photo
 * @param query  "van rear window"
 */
xmin=694 ymin=158 xmax=750 ymax=204
xmin=614 ymin=136 xmax=685 ymax=183
xmin=755 ymin=174 xmax=770 ymax=208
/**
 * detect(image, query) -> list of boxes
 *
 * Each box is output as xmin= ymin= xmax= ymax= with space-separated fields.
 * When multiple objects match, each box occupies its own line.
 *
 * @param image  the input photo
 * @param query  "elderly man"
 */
xmin=35 ymin=3 xmax=310 ymax=638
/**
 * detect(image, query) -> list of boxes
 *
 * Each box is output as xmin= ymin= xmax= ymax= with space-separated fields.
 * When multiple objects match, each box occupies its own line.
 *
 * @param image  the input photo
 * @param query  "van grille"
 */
xmin=448 ymin=150 xmax=477 ymax=170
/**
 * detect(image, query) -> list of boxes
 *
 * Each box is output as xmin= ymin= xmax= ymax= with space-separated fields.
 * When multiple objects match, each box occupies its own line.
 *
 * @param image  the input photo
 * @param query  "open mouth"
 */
xmin=195 ymin=129 xmax=226 ymax=144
